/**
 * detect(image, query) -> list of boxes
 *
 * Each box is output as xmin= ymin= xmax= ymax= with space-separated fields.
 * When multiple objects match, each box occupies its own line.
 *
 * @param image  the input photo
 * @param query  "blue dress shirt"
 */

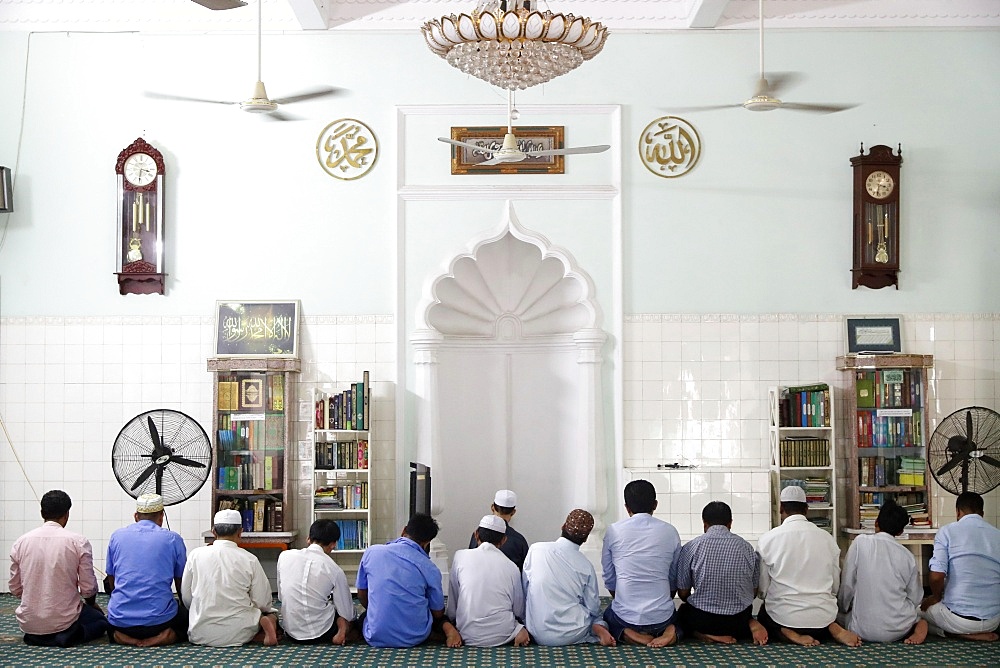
xmin=106 ymin=520 xmax=187 ymax=628
xmin=601 ymin=513 xmax=682 ymax=626
xmin=356 ymin=537 xmax=445 ymax=647
xmin=929 ymin=513 xmax=1000 ymax=620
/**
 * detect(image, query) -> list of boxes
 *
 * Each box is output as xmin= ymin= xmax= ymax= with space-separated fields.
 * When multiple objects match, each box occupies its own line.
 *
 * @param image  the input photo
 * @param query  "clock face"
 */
xmin=865 ymin=170 xmax=894 ymax=199
xmin=124 ymin=153 xmax=158 ymax=187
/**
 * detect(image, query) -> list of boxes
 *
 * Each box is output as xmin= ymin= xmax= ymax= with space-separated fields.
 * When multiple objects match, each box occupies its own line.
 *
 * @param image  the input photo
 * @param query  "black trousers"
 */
xmin=677 ymin=602 xmax=754 ymax=640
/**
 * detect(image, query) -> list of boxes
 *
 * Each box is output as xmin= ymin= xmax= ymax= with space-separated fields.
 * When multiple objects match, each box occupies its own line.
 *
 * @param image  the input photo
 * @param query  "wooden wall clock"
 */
xmin=115 ymin=137 xmax=165 ymax=295
xmin=850 ymin=143 xmax=902 ymax=289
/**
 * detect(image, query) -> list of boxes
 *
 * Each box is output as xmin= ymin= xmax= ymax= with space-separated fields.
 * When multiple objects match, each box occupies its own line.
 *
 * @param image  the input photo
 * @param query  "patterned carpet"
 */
xmin=2 ymin=594 xmax=996 ymax=667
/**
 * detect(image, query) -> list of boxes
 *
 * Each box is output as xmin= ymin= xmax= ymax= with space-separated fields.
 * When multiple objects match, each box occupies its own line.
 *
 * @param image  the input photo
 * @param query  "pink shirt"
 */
xmin=8 ymin=521 xmax=99 ymax=635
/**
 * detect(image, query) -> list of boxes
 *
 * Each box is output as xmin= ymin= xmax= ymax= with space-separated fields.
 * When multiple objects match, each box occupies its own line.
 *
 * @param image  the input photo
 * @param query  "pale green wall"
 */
xmin=0 ymin=29 xmax=997 ymax=314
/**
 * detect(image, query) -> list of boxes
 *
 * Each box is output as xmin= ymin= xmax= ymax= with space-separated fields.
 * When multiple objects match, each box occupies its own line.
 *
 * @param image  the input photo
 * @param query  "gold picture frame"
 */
xmin=449 ymin=126 xmax=565 ymax=175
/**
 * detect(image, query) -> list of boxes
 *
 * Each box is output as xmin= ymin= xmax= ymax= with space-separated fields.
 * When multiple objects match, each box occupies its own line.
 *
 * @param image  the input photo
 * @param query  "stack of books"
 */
xmin=803 ymin=478 xmax=831 ymax=506
xmin=860 ymin=503 xmax=881 ymax=529
xmin=898 ymin=456 xmax=926 ymax=486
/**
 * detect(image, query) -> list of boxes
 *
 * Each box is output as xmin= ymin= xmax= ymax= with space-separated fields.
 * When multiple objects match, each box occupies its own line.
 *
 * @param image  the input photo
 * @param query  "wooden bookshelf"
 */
xmin=837 ymin=354 xmax=934 ymax=533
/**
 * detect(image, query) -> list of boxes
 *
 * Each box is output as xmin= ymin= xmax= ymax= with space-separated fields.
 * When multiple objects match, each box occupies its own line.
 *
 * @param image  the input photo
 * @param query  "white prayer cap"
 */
xmin=479 ymin=514 xmax=506 ymax=533
xmin=780 ymin=485 xmax=807 ymax=503
xmin=493 ymin=489 xmax=517 ymax=507
xmin=136 ymin=493 xmax=164 ymax=513
xmin=214 ymin=509 xmax=242 ymax=525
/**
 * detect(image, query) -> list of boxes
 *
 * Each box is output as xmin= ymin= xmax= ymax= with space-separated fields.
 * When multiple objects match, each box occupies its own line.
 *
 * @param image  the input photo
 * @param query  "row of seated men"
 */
xmin=7 ymin=483 xmax=1000 ymax=648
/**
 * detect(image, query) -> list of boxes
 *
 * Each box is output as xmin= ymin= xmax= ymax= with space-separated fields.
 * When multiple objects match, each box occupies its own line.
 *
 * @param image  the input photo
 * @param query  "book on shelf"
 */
xmin=779 ymin=384 xmax=830 ymax=427
xmin=314 ymin=373 xmax=372 ymax=431
xmin=779 ymin=437 xmax=830 ymax=467
xmin=240 ymin=378 xmax=265 ymax=410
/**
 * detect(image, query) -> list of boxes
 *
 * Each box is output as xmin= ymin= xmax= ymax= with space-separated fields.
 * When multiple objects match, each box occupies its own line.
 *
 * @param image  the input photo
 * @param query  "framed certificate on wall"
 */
xmin=214 ymin=300 xmax=300 ymax=358
xmin=845 ymin=316 xmax=902 ymax=354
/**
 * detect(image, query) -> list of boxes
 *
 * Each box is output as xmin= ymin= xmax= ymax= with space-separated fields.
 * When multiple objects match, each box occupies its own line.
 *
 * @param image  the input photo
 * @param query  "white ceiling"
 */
xmin=1 ymin=0 xmax=998 ymax=33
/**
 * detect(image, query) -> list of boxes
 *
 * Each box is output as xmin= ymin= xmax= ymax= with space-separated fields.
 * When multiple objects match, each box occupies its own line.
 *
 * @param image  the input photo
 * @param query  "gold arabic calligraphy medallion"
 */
xmin=639 ymin=116 xmax=702 ymax=179
xmin=316 ymin=119 xmax=379 ymax=181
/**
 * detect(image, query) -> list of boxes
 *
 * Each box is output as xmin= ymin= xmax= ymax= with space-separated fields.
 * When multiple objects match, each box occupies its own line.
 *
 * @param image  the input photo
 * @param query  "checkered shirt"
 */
xmin=674 ymin=524 xmax=759 ymax=615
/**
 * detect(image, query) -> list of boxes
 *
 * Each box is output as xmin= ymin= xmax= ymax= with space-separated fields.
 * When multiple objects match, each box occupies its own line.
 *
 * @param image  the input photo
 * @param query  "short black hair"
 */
xmin=309 ymin=519 xmax=342 ymax=546
xmin=877 ymin=499 xmax=909 ymax=536
xmin=702 ymin=500 xmax=732 ymax=526
xmin=780 ymin=501 xmax=809 ymax=516
xmin=214 ymin=523 xmax=240 ymax=537
xmin=956 ymin=491 xmax=985 ymax=516
xmin=40 ymin=490 xmax=72 ymax=521
xmin=404 ymin=513 xmax=439 ymax=544
xmin=624 ymin=479 xmax=657 ymax=514
xmin=476 ymin=526 xmax=505 ymax=546
xmin=492 ymin=503 xmax=515 ymax=515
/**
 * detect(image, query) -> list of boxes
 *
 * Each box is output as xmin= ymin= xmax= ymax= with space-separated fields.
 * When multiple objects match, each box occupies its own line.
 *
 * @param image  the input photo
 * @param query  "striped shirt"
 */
xmin=674 ymin=525 xmax=759 ymax=615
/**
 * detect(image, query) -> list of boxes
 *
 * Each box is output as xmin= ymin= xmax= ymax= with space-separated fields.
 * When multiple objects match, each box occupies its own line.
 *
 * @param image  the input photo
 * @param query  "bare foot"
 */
xmin=444 ymin=622 xmax=463 ymax=648
xmin=593 ymin=624 xmax=617 ymax=647
xmin=951 ymin=631 xmax=999 ymax=642
xmin=780 ymin=627 xmax=820 ymax=647
xmin=648 ymin=625 xmax=678 ymax=648
xmin=112 ymin=631 xmax=141 ymax=646
xmin=694 ymin=631 xmax=736 ymax=644
xmin=829 ymin=622 xmax=862 ymax=648
xmin=749 ymin=618 xmax=768 ymax=646
xmin=903 ymin=619 xmax=928 ymax=645
xmin=137 ymin=628 xmax=177 ymax=647
xmin=621 ymin=628 xmax=653 ymax=646
xmin=259 ymin=613 xmax=279 ymax=646
xmin=513 ymin=627 xmax=531 ymax=647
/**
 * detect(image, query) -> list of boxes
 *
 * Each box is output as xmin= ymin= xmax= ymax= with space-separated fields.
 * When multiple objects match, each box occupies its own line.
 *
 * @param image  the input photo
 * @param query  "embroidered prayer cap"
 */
xmin=479 ymin=514 xmax=507 ymax=533
xmin=214 ymin=509 xmax=242 ymax=525
xmin=563 ymin=508 xmax=595 ymax=538
xmin=493 ymin=489 xmax=517 ymax=507
xmin=136 ymin=493 xmax=164 ymax=513
xmin=779 ymin=484 xmax=807 ymax=503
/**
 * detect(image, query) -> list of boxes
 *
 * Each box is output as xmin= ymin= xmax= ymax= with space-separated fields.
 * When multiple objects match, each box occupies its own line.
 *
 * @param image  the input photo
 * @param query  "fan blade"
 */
xmin=780 ymin=102 xmax=858 ymax=114
xmin=663 ymin=103 xmax=743 ymax=113
xmin=979 ymin=454 xmax=1000 ymax=468
xmin=438 ymin=137 xmax=493 ymax=153
xmin=271 ymin=87 xmax=342 ymax=105
xmin=936 ymin=453 xmax=968 ymax=477
xmin=262 ymin=109 xmax=299 ymax=122
xmin=147 ymin=416 xmax=167 ymax=458
xmin=526 ymin=145 xmax=610 ymax=157
xmin=171 ymin=456 xmax=207 ymax=468
xmin=966 ymin=410 xmax=974 ymax=444
xmin=130 ymin=463 xmax=158 ymax=491
xmin=144 ymin=91 xmax=237 ymax=106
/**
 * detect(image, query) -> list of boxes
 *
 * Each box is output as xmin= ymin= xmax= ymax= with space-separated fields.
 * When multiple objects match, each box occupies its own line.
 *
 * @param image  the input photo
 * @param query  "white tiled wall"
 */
xmin=0 ymin=314 xmax=395 ymax=590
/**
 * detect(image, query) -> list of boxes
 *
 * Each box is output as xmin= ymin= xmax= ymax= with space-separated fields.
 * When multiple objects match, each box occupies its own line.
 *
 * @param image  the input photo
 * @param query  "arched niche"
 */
xmin=411 ymin=203 xmax=609 ymax=563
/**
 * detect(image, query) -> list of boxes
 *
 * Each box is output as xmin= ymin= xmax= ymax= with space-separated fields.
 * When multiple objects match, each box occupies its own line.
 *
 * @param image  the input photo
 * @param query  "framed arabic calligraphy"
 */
xmin=449 ymin=126 xmax=565 ymax=175
xmin=639 ymin=116 xmax=702 ymax=178
xmin=214 ymin=300 xmax=300 ymax=358
xmin=316 ymin=119 xmax=379 ymax=181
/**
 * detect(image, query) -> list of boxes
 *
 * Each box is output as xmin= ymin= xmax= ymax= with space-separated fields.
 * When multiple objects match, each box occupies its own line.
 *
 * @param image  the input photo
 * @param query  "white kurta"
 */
xmin=523 ymin=538 xmax=606 ymax=646
xmin=277 ymin=543 xmax=355 ymax=641
xmin=838 ymin=532 xmax=921 ymax=642
xmin=181 ymin=539 xmax=274 ymax=647
xmin=447 ymin=542 xmax=525 ymax=647
xmin=758 ymin=514 xmax=840 ymax=629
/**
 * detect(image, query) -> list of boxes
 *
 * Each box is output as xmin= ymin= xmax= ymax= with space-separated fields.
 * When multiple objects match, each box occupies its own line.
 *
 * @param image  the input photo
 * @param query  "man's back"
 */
xmin=9 ymin=521 xmax=97 ymax=635
xmin=758 ymin=514 xmax=840 ymax=628
xmin=107 ymin=521 xmax=186 ymax=628
xmin=469 ymin=524 xmax=529 ymax=571
xmin=838 ymin=532 xmax=921 ymax=641
xmin=448 ymin=543 xmax=525 ymax=646
xmin=277 ymin=544 xmax=354 ymax=641
xmin=356 ymin=537 xmax=444 ymax=648
xmin=932 ymin=513 xmax=1000 ymax=620
xmin=601 ymin=513 xmax=680 ymax=625
xmin=523 ymin=538 xmax=601 ymax=645
xmin=181 ymin=541 xmax=272 ymax=647
xmin=676 ymin=524 xmax=759 ymax=616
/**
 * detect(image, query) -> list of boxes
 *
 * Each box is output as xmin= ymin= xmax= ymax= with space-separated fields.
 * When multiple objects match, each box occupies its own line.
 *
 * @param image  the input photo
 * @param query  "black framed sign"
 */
xmin=845 ymin=316 xmax=902 ymax=354
xmin=215 ymin=300 xmax=300 ymax=358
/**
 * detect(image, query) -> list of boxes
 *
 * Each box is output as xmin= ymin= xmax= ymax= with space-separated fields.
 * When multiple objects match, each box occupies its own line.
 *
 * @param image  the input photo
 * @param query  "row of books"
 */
xmin=218 ymin=373 xmax=285 ymax=412
xmin=216 ymin=497 xmax=284 ymax=532
xmin=217 ymin=453 xmax=284 ymax=491
xmin=857 ymin=455 xmax=925 ymax=488
xmin=332 ymin=520 xmax=369 ymax=551
xmin=858 ymin=492 xmax=927 ymax=529
xmin=315 ymin=483 xmax=369 ymax=510
xmin=778 ymin=384 xmax=831 ymax=428
xmin=781 ymin=478 xmax=829 ymax=505
xmin=315 ymin=372 xmax=370 ymax=431
xmin=315 ymin=439 xmax=369 ymax=470
xmin=778 ymin=438 xmax=830 ymax=467
xmin=217 ymin=413 xmax=285 ymax=451
xmin=855 ymin=369 xmax=922 ymax=409
xmin=854 ymin=410 xmax=923 ymax=448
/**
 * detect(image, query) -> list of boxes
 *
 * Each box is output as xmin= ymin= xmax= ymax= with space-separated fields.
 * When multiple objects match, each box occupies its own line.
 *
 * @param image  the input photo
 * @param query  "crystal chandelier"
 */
xmin=421 ymin=0 xmax=609 ymax=91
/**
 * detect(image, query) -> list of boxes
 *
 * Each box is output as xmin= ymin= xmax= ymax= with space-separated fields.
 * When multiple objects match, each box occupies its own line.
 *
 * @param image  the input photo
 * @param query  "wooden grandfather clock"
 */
xmin=115 ymin=138 xmax=166 ymax=295
xmin=850 ymin=143 xmax=902 ymax=289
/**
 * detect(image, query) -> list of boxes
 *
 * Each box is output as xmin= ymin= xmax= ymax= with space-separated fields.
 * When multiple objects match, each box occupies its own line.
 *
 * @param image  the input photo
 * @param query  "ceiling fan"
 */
xmin=148 ymin=0 xmax=339 ymax=120
xmin=438 ymin=91 xmax=610 ymax=166
xmin=672 ymin=0 xmax=856 ymax=114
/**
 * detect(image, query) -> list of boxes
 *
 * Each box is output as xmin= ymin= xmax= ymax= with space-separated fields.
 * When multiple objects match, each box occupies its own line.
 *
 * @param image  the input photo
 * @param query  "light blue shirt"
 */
xmin=356 ymin=537 xmax=445 ymax=648
xmin=523 ymin=537 xmax=606 ymax=646
xmin=106 ymin=520 xmax=186 ymax=628
xmin=601 ymin=513 xmax=681 ymax=625
xmin=929 ymin=513 xmax=1000 ymax=620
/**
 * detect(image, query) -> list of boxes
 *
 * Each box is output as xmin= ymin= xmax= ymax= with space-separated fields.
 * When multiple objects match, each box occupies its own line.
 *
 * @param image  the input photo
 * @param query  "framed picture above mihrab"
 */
xmin=449 ymin=126 xmax=565 ymax=174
